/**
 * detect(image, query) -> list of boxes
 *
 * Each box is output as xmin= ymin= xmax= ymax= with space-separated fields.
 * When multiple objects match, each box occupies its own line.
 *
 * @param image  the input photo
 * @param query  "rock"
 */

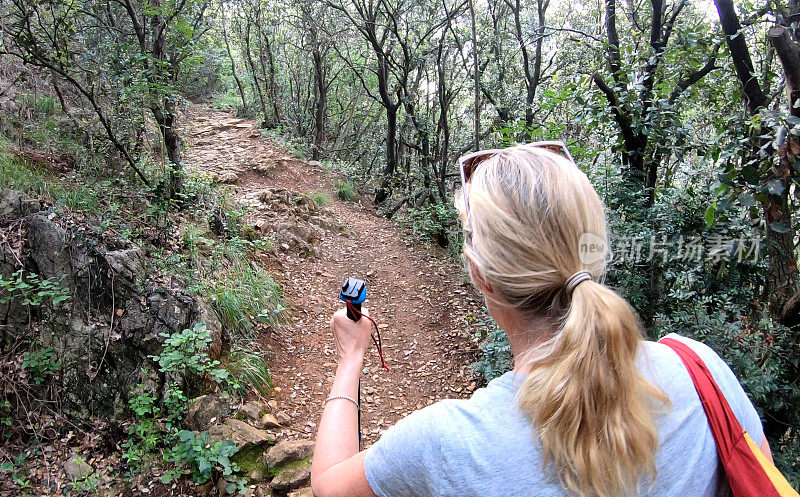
xmin=218 ymin=172 xmax=239 ymax=184
xmin=288 ymin=488 xmax=313 ymax=497
xmin=209 ymin=418 xmax=274 ymax=451
xmin=0 ymin=189 xmax=40 ymax=219
xmin=103 ymin=248 xmax=146 ymax=290
xmin=264 ymin=440 xmax=314 ymax=468
xmin=270 ymin=461 xmax=311 ymax=492
xmin=261 ymin=413 xmax=280 ymax=429
xmin=307 ymin=160 xmax=323 ymax=168
xmin=239 ymin=400 xmax=264 ymax=423
xmin=64 ymin=456 xmax=93 ymax=480
xmin=185 ymin=395 xmax=231 ymax=431
xmin=26 ymin=215 xmax=70 ymax=281
xmin=275 ymin=410 xmax=292 ymax=426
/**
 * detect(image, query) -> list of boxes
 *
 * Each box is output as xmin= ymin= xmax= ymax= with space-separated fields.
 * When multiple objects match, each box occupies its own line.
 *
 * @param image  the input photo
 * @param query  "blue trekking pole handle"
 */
xmin=339 ymin=277 xmax=367 ymax=321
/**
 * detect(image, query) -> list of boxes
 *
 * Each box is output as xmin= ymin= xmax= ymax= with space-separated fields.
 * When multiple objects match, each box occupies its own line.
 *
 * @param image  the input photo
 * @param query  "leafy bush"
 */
xmin=403 ymin=202 xmax=460 ymax=248
xmin=150 ymin=323 xmax=229 ymax=384
xmin=335 ymin=180 xmax=357 ymax=201
xmin=124 ymin=326 xmax=248 ymax=493
xmin=22 ymin=347 xmax=60 ymax=385
xmin=468 ymin=309 xmax=512 ymax=383
xmin=0 ymin=270 xmax=70 ymax=308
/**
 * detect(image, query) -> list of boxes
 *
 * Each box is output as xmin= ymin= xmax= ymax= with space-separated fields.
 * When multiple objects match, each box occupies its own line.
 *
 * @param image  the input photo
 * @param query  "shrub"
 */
xmin=150 ymin=323 xmax=229 ymax=384
xmin=124 ymin=327 xmax=248 ymax=493
xmin=403 ymin=202 xmax=460 ymax=248
xmin=468 ymin=309 xmax=511 ymax=383
xmin=224 ymin=347 xmax=273 ymax=396
xmin=312 ymin=192 xmax=330 ymax=207
xmin=335 ymin=180 xmax=357 ymax=202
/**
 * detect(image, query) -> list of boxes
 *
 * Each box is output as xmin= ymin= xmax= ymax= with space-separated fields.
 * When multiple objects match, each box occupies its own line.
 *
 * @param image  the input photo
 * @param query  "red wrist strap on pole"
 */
xmin=345 ymin=300 xmax=390 ymax=371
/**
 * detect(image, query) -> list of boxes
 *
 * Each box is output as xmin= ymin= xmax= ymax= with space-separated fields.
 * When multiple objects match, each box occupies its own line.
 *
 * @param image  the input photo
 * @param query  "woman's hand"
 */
xmin=330 ymin=307 xmax=373 ymax=365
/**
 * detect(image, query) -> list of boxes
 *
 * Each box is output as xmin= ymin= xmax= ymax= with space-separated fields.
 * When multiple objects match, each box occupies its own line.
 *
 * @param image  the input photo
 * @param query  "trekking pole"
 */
xmin=339 ymin=277 xmax=389 ymax=450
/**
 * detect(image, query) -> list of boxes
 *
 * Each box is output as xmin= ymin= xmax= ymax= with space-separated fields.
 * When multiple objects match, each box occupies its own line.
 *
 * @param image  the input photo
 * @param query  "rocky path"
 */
xmin=185 ymin=107 xmax=483 ymax=446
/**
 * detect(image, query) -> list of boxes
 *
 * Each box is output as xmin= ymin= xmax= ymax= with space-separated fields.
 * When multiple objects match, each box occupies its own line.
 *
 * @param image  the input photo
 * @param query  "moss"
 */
xmin=231 ymin=443 xmax=269 ymax=474
xmin=266 ymin=457 xmax=311 ymax=479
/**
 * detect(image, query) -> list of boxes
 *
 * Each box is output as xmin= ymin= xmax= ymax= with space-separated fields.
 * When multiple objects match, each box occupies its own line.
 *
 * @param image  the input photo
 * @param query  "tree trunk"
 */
xmin=244 ymin=23 xmax=269 ymax=126
xmin=223 ymin=19 xmax=247 ymax=112
xmin=376 ymin=105 xmax=398 ymax=203
xmin=469 ymin=0 xmax=480 ymax=148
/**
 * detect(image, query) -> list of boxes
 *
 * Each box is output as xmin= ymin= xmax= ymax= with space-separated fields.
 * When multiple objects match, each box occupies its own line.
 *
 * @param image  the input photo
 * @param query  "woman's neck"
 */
xmin=488 ymin=301 xmax=557 ymax=375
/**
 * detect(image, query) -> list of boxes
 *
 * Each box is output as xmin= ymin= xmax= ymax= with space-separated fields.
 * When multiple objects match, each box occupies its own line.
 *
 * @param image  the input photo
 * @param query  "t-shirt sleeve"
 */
xmin=364 ymin=405 xmax=442 ymax=497
xmin=667 ymin=333 xmax=765 ymax=446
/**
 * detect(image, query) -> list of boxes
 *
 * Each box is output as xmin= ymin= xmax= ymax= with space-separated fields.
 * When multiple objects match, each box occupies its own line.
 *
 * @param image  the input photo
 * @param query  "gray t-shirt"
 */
xmin=364 ymin=333 xmax=764 ymax=497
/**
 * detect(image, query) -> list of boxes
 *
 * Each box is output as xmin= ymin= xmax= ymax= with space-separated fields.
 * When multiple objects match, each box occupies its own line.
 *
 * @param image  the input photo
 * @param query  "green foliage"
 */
xmin=0 ymin=450 xmax=34 ymax=490
xmin=402 ymin=202 xmax=461 ymax=248
xmin=125 ymin=330 xmax=250 ymax=492
xmin=312 ymin=192 xmax=331 ymax=207
xmin=17 ymin=93 xmax=57 ymax=117
xmin=335 ymin=180 xmax=357 ymax=202
xmin=0 ymin=270 xmax=71 ymax=308
xmin=22 ymin=347 xmax=60 ymax=385
xmin=224 ymin=347 xmax=273 ymax=396
xmin=468 ymin=310 xmax=512 ymax=382
xmin=186 ymin=236 xmax=284 ymax=335
xmin=162 ymin=430 xmax=243 ymax=489
xmin=151 ymin=323 xmax=229 ymax=384
xmin=123 ymin=382 xmax=246 ymax=493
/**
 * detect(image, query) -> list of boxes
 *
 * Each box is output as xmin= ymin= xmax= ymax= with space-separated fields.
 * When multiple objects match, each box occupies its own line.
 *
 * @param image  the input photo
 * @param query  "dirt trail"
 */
xmin=185 ymin=107 xmax=483 ymax=445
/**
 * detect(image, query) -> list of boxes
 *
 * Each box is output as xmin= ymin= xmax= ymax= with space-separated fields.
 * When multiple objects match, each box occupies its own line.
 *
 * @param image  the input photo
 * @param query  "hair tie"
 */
xmin=565 ymin=270 xmax=593 ymax=294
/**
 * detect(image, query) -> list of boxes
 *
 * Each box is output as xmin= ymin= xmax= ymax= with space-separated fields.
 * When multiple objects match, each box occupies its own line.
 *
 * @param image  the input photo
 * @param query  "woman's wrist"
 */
xmin=338 ymin=354 xmax=365 ymax=371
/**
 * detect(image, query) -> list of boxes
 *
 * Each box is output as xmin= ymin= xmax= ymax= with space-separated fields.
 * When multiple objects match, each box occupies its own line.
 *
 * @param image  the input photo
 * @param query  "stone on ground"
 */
xmin=64 ymin=456 xmax=93 ymax=480
xmin=265 ymin=439 xmax=314 ymax=468
xmin=185 ymin=394 xmax=231 ymax=431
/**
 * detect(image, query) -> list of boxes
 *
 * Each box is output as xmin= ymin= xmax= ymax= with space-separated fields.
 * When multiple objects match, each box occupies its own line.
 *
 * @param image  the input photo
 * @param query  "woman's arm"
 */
xmin=310 ymin=308 xmax=378 ymax=497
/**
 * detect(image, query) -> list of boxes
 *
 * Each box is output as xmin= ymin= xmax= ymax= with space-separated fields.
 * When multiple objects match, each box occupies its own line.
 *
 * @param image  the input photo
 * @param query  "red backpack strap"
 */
xmin=658 ymin=337 xmax=745 ymax=463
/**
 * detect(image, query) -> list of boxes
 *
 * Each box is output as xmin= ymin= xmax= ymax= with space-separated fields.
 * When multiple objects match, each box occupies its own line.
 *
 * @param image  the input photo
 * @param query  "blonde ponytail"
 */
xmin=519 ymin=281 xmax=667 ymax=497
xmin=460 ymin=145 xmax=668 ymax=497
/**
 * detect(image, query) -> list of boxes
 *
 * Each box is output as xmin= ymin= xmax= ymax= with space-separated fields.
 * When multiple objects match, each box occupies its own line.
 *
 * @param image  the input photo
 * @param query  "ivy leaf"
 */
xmin=705 ymin=203 xmax=716 ymax=227
xmin=738 ymin=192 xmax=756 ymax=207
xmin=740 ymin=166 xmax=761 ymax=185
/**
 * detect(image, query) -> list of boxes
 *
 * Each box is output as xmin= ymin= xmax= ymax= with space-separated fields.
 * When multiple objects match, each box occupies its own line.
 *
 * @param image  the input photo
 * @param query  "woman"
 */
xmin=310 ymin=144 xmax=771 ymax=497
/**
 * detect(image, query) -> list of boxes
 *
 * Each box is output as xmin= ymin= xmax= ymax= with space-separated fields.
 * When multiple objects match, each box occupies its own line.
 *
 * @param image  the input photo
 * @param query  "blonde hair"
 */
xmin=459 ymin=145 xmax=668 ymax=497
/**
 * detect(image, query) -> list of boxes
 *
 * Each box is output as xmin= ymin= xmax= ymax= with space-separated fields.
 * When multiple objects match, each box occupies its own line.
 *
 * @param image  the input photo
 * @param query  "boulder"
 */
xmin=209 ymin=418 xmax=274 ymax=451
xmin=275 ymin=410 xmax=292 ymax=426
xmin=218 ymin=172 xmax=239 ymax=184
xmin=270 ymin=460 xmax=311 ymax=492
xmin=102 ymin=248 xmax=146 ymax=290
xmin=26 ymin=214 xmax=71 ymax=281
xmin=64 ymin=456 xmax=93 ymax=480
xmin=265 ymin=440 xmax=314 ymax=468
xmin=194 ymin=299 xmax=223 ymax=357
xmin=261 ymin=413 xmax=280 ymax=429
xmin=0 ymin=188 xmax=40 ymax=219
xmin=185 ymin=395 xmax=231 ymax=431
xmin=288 ymin=488 xmax=313 ymax=497
xmin=239 ymin=400 xmax=264 ymax=423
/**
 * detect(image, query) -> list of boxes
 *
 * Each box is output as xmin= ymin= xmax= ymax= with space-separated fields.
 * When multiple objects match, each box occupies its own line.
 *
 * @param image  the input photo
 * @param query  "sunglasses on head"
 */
xmin=457 ymin=141 xmax=576 ymax=218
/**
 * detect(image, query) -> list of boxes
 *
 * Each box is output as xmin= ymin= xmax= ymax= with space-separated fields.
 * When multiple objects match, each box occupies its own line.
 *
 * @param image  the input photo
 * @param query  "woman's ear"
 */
xmin=464 ymin=252 xmax=494 ymax=296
